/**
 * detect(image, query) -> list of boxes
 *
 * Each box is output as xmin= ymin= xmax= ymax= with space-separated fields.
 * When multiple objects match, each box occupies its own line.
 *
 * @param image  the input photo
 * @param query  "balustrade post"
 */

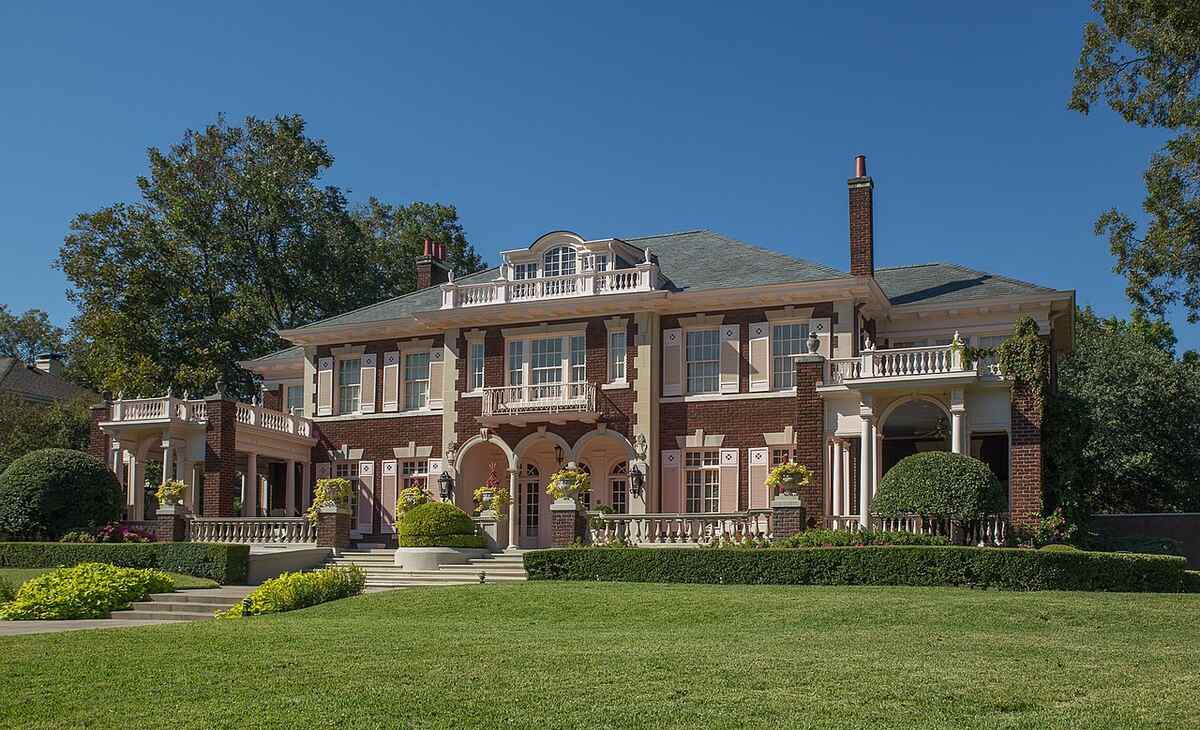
xmin=550 ymin=498 xmax=583 ymax=547
xmin=316 ymin=505 xmax=351 ymax=555
xmin=156 ymin=504 xmax=188 ymax=542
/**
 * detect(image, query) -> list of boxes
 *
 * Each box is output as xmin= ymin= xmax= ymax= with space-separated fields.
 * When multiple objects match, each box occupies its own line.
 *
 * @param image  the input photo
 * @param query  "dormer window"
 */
xmin=582 ymin=253 xmax=609 ymax=273
xmin=543 ymin=247 xmax=577 ymax=278
xmin=513 ymin=263 xmax=536 ymax=280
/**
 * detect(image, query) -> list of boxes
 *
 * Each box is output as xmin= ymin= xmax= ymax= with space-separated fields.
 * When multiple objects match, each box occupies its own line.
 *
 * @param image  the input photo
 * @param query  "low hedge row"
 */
xmin=221 ymin=565 xmax=365 ymax=618
xmin=0 ymin=542 xmax=249 ymax=584
xmin=524 ymin=546 xmax=1193 ymax=593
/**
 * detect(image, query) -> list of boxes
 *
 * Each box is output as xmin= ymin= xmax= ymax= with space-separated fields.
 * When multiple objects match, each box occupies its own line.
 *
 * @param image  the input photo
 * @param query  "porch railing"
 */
xmin=187 ymin=516 xmax=316 ymax=544
xmin=482 ymin=382 xmax=597 ymax=418
xmin=441 ymin=263 xmax=659 ymax=309
xmin=108 ymin=396 xmax=310 ymax=437
xmin=826 ymin=513 xmax=1010 ymax=546
xmin=823 ymin=344 xmax=995 ymax=385
xmin=585 ymin=511 xmax=772 ymax=546
xmin=235 ymin=402 xmax=313 ymax=438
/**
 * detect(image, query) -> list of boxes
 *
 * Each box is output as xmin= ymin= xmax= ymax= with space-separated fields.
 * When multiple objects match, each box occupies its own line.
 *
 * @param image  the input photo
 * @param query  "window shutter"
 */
xmin=748 ymin=322 xmax=770 ymax=392
xmin=719 ymin=448 xmax=739 ymax=512
xmin=381 ymin=352 xmax=400 ymax=412
xmin=748 ymin=448 xmax=770 ymax=510
xmin=660 ymin=450 xmax=681 ymax=512
xmin=719 ymin=324 xmax=740 ymax=393
xmin=360 ymin=354 xmax=377 ymax=414
xmin=316 ymin=358 xmax=334 ymax=416
xmin=356 ymin=460 xmax=375 ymax=533
xmin=380 ymin=460 xmax=398 ymax=534
xmin=663 ymin=328 xmax=683 ymax=397
xmin=428 ymin=347 xmax=444 ymax=409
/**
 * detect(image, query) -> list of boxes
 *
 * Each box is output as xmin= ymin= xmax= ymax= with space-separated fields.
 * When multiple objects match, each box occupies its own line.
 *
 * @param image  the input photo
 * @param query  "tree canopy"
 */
xmin=0 ymin=306 xmax=65 ymax=363
xmin=1070 ymin=0 xmax=1200 ymax=321
xmin=1045 ymin=307 xmax=1200 ymax=518
xmin=57 ymin=114 xmax=485 ymax=398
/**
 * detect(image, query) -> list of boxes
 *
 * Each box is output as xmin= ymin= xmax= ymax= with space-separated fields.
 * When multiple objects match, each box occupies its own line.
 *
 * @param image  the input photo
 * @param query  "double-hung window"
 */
xmin=684 ymin=451 xmax=720 ymax=513
xmin=570 ymin=335 xmax=586 ymax=383
xmin=404 ymin=352 xmax=430 ymax=410
xmin=468 ymin=342 xmax=485 ymax=392
xmin=771 ymin=448 xmax=793 ymax=467
xmin=531 ymin=337 xmax=563 ymax=394
xmin=334 ymin=461 xmax=360 ymax=517
xmin=512 ymin=263 xmax=536 ymax=280
xmin=508 ymin=341 xmax=524 ymax=387
xmin=402 ymin=460 xmax=428 ymax=493
xmin=285 ymin=385 xmax=304 ymax=415
xmin=685 ymin=330 xmax=720 ymax=394
xmin=771 ymin=323 xmax=809 ymax=389
xmin=608 ymin=331 xmax=626 ymax=382
xmin=337 ymin=359 xmax=361 ymax=414
xmin=610 ymin=462 xmax=628 ymax=514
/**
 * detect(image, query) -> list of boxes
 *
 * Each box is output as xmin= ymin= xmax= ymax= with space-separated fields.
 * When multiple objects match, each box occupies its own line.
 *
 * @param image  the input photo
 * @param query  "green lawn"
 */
xmin=0 ymin=582 xmax=1196 ymax=729
xmin=0 ymin=567 xmax=217 ymax=591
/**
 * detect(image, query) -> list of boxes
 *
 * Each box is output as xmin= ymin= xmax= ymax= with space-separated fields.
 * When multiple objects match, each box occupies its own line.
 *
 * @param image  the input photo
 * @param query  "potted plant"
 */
xmin=765 ymin=461 xmax=812 ymax=497
xmin=155 ymin=479 xmax=186 ymax=510
xmin=472 ymin=463 xmax=511 ymax=519
xmin=396 ymin=483 xmax=430 ymax=522
xmin=305 ymin=477 xmax=352 ymax=524
xmin=546 ymin=465 xmax=591 ymax=505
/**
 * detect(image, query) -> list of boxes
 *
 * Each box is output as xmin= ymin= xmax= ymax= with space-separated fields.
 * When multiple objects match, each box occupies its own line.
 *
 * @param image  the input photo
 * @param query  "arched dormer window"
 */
xmin=543 ymin=246 xmax=577 ymax=278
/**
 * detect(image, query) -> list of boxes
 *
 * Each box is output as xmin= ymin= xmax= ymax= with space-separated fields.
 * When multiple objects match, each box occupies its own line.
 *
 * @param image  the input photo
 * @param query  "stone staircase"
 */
xmin=325 ymin=548 xmax=529 ymax=591
xmin=112 ymin=586 xmax=256 ymax=622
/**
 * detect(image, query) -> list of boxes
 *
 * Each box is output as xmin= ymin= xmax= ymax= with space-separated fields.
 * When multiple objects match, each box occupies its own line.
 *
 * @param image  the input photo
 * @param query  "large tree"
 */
xmin=0 ymin=306 xmax=65 ymax=363
xmin=1045 ymin=307 xmax=1200 ymax=518
xmin=1070 ymin=1 xmax=1200 ymax=321
xmin=0 ymin=394 xmax=92 ymax=475
xmin=58 ymin=114 xmax=484 ymax=398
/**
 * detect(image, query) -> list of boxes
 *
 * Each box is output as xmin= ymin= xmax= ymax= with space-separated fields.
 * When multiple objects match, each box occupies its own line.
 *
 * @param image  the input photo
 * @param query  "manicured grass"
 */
xmin=0 ymin=583 xmax=1197 ymax=729
xmin=0 ymin=567 xmax=217 ymax=591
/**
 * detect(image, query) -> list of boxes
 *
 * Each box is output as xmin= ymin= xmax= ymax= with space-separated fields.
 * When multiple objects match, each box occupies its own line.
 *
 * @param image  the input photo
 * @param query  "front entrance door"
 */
xmin=519 ymin=463 xmax=547 ymax=548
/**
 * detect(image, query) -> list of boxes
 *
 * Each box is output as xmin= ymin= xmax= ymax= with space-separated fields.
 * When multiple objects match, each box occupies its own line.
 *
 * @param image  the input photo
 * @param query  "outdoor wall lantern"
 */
xmin=554 ymin=445 xmax=564 ymax=466
xmin=628 ymin=463 xmax=645 ymax=500
xmin=438 ymin=471 xmax=454 ymax=501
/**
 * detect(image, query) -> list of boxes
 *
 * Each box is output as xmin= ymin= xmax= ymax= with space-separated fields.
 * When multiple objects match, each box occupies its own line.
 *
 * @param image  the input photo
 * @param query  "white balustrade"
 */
xmin=869 ymin=345 xmax=960 ymax=378
xmin=825 ymin=512 xmax=1010 ymax=546
xmin=825 ymin=358 xmax=862 ymax=385
xmin=482 ymin=382 xmax=597 ymax=418
xmin=586 ymin=511 xmax=772 ymax=546
xmin=443 ymin=263 xmax=658 ymax=309
xmin=108 ymin=395 xmax=313 ymax=439
xmin=188 ymin=516 xmax=316 ymax=544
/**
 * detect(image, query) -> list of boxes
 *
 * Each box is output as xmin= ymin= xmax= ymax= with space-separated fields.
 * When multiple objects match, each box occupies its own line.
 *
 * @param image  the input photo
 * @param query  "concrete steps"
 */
xmin=326 ymin=549 xmax=528 ymax=589
xmin=111 ymin=587 xmax=255 ymax=622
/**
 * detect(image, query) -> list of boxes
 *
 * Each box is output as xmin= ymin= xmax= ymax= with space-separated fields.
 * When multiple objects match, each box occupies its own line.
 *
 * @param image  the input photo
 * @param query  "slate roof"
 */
xmin=875 ymin=263 xmax=1059 ymax=307
xmin=244 ymin=345 xmax=305 ymax=363
xmin=0 ymin=358 xmax=93 ymax=404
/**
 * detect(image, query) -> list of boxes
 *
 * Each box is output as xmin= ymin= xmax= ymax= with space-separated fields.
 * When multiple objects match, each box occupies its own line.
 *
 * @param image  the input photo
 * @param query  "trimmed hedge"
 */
xmin=775 ymin=528 xmax=950 ymax=548
xmin=0 ymin=542 xmax=249 ymax=584
xmin=396 ymin=502 xmax=485 ymax=549
xmin=524 ymin=546 xmax=1193 ymax=593
xmin=0 ymin=562 xmax=174 ymax=620
xmin=221 ymin=565 xmax=365 ymax=618
xmin=873 ymin=452 xmax=1004 ymax=519
xmin=0 ymin=449 xmax=122 ymax=539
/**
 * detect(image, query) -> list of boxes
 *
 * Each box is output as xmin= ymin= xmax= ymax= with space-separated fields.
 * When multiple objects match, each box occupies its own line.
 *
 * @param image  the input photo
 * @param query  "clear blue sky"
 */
xmin=1 ymin=2 xmax=1192 ymax=351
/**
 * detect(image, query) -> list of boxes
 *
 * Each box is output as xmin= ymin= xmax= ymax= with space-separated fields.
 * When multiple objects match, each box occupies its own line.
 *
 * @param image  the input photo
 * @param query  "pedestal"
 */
xmin=771 ymin=495 xmax=807 ymax=540
xmin=316 ymin=506 xmax=351 ymax=554
xmin=155 ymin=503 xmax=187 ymax=542
xmin=550 ymin=498 xmax=583 ymax=548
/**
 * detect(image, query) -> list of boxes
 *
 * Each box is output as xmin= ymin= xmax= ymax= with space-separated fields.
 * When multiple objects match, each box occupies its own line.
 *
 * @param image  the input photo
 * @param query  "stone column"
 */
xmin=301 ymin=461 xmax=312 ymax=510
xmin=772 ymin=494 xmax=807 ymax=540
xmin=156 ymin=503 xmax=187 ymax=542
xmin=244 ymin=452 xmax=258 ymax=517
xmin=316 ymin=505 xmax=351 ymax=555
xmin=285 ymin=459 xmax=297 ymax=516
xmin=506 ymin=468 xmax=520 ymax=551
xmin=161 ymin=439 xmax=175 ymax=483
xmin=129 ymin=455 xmax=146 ymax=521
xmin=950 ymin=388 xmax=965 ymax=454
xmin=831 ymin=439 xmax=843 ymax=517
xmin=550 ymin=498 xmax=581 ymax=548
xmin=858 ymin=400 xmax=875 ymax=528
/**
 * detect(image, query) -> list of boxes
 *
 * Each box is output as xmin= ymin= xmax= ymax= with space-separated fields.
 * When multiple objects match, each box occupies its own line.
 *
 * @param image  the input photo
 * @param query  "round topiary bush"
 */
xmin=872 ymin=452 xmax=1004 ymax=520
xmin=396 ymin=501 xmax=486 ymax=548
xmin=0 ymin=449 xmax=122 ymax=539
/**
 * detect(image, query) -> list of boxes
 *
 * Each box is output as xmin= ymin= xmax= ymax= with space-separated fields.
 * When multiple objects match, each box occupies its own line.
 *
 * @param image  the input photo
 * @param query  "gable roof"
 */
xmin=0 ymin=358 xmax=93 ymax=404
xmin=244 ymin=345 xmax=305 ymax=363
xmin=875 ymin=263 xmax=1059 ymax=307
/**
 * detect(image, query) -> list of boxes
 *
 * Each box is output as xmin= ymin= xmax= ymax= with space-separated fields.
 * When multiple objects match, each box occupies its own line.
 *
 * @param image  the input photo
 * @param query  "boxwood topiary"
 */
xmin=0 ymin=449 xmax=122 ymax=540
xmin=872 ymin=452 xmax=1004 ymax=520
xmin=396 ymin=501 xmax=485 ymax=548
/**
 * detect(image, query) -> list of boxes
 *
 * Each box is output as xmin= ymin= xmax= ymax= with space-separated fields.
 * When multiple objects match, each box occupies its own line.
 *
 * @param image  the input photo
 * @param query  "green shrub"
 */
xmin=0 ymin=562 xmax=174 ymax=620
xmin=396 ymin=502 xmax=485 ymax=548
xmin=1038 ymin=544 xmax=1079 ymax=552
xmin=59 ymin=530 xmax=98 ymax=543
xmin=0 ymin=449 xmax=122 ymax=539
xmin=1084 ymin=534 xmax=1185 ymax=557
xmin=220 ymin=565 xmax=365 ymax=618
xmin=1185 ymin=571 xmax=1200 ymax=593
xmin=0 ymin=577 xmax=15 ymax=604
xmin=524 ymin=546 xmax=1190 ymax=593
xmin=775 ymin=529 xmax=951 ymax=548
xmin=873 ymin=452 xmax=1005 ymax=520
xmin=0 ymin=542 xmax=249 ymax=584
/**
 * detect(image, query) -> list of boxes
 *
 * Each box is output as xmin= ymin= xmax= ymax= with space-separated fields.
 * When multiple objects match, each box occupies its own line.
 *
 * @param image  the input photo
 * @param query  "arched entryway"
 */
xmin=573 ymin=428 xmax=637 ymax=514
xmin=879 ymin=397 xmax=951 ymax=475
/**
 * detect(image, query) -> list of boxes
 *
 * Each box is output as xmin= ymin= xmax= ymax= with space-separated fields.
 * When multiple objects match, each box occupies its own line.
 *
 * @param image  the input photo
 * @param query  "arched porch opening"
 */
xmin=573 ymin=429 xmax=636 ymax=514
xmin=879 ymin=397 xmax=951 ymax=476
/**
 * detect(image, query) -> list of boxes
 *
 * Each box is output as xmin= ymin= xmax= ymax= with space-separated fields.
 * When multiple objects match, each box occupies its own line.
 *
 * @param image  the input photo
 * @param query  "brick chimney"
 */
xmin=34 ymin=352 xmax=64 ymax=378
xmin=416 ymin=239 xmax=452 ymax=290
xmin=848 ymin=154 xmax=874 ymax=277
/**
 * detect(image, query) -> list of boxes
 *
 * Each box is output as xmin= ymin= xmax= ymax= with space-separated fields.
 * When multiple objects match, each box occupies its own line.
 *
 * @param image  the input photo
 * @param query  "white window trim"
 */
xmin=769 ymin=319 xmax=810 ymax=392
xmin=683 ymin=327 xmax=721 ymax=395
xmin=504 ymin=329 xmax=587 ymax=390
xmin=397 ymin=340 xmax=440 ymax=414
xmin=330 ymin=344 xmax=367 ymax=416
xmin=466 ymin=338 xmax=486 ymax=393
xmin=684 ymin=449 xmax=721 ymax=514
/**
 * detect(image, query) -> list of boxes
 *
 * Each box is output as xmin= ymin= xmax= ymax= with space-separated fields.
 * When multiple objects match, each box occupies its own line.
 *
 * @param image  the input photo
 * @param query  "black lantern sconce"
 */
xmin=438 ymin=471 xmax=454 ymax=501
xmin=554 ymin=445 xmax=564 ymax=466
xmin=628 ymin=463 xmax=645 ymax=500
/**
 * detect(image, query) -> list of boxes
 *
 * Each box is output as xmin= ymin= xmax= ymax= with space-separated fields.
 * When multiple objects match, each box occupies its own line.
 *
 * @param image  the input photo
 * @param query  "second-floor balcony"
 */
xmin=441 ymin=263 xmax=658 ymax=309
xmin=479 ymin=382 xmax=599 ymax=426
xmin=107 ymin=395 xmax=314 ymax=440
xmin=823 ymin=344 xmax=1003 ymax=388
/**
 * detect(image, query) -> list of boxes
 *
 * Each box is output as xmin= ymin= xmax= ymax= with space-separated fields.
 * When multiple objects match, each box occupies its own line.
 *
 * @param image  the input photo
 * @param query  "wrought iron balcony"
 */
xmin=479 ymin=382 xmax=599 ymax=426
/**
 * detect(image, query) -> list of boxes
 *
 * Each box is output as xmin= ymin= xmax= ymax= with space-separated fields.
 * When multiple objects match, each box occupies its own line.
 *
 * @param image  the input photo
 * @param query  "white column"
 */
xmin=831 ymin=439 xmax=843 ymax=517
xmin=950 ymin=388 xmax=966 ymax=454
xmin=129 ymin=456 xmax=145 ymax=521
xmin=842 ymin=446 xmax=852 ymax=516
xmin=858 ymin=402 xmax=874 ymax=528
xmin=179 ymin=460 xmax=194 ymax=511
xmin=874 ymin=433 xmax=883 ymax=496
xmin=285 ymin=459 xmax=297 ymax=516
xmin=245 ymin=452 xmax=259 ymax=517
xmin=161 ymin=440 xmax=174 ymax=483
xmin=301 ymin=462 xmax=312 ymax=510
xmin=506 ymin=468 xmax=520 ymax=551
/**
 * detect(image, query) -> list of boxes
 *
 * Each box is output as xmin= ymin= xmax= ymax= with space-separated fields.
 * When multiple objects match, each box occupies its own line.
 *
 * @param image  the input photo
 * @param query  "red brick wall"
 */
xmin=317 ymin=335 xmax=446 ymax=412
xmin=849 ymin=179 xmax=874 ymax=277
xmin=1009 ymin=382 xmax=1043 ymax=529
xmin=262 ymin=385 xmax=282 ymax=412
xmin=88 ymin=404 xmax=110 ymax=465
xmin=793 ymin=358 xmax=825 ymax=522
xmin=203 ymin=399 xmax=237 ymax=517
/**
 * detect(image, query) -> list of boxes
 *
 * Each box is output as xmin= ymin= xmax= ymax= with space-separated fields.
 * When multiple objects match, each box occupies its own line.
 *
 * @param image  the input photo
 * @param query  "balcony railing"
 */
xmin=441 ymin=263 xmax=658 ymax=309
xmin=188 ymin=516 xmax=316 ymax=544
xmin=481 ymin=382 xmax=598 ymax=419
xmin=585 ymin=511 xmax=772 ymax=546
xmin=107 ymin=395 xmax=312 ymax=439
xmin=824 ymin=344 xmax=994 ymax=386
